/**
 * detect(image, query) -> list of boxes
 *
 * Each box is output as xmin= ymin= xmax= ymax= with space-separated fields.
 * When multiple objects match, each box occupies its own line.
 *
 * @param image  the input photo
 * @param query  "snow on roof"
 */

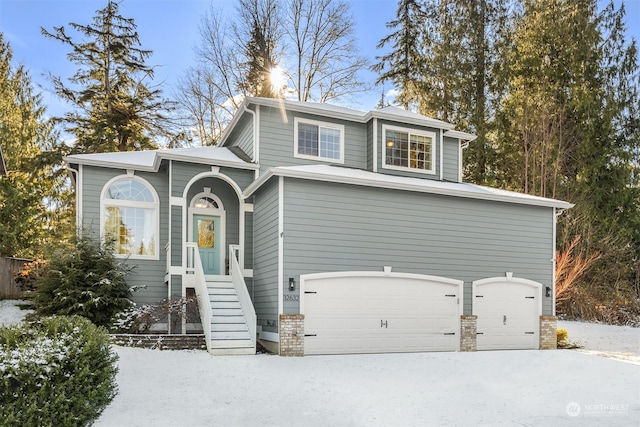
xmin=244 ymin=164 xmax=573 ymax=209
xmin=372 ymin=106 xmax=456 ymax=130
xmin=64 ymin=146 xmax=257 ymax=172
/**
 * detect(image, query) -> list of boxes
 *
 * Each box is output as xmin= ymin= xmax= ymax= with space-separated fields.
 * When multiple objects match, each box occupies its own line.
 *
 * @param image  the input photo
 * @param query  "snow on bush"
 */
xmin=0 ymin=315 xmax=118 ymax=426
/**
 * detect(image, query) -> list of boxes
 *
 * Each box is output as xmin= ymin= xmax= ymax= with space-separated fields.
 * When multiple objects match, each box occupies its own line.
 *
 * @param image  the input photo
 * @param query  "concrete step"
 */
xmin=209 ymin=347 xmax=256 ymax=356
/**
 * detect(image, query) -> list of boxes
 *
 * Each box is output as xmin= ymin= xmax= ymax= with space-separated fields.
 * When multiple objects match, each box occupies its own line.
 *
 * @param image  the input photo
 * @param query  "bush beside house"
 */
xmin=0 ymin=315 xmax=118 ymax=426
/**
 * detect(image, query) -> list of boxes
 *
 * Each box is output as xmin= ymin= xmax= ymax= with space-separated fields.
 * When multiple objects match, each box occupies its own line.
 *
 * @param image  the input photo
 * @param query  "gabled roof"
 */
xmin=0 ymin=145 xmax=6 ymax=176
xmin=63 ymin=146 xmax=258 ymax=172
xmin=219 ymin=97 xmax=470 ymax=146
xmin=244 ymin=164 xmax=574 ymax=209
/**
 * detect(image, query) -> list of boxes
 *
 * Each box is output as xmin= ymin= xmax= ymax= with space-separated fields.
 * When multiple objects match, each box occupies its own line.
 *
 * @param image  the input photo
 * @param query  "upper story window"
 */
xmin=101 ymin=176 xmax=159 ymax=259
xmin=382 ymin=125 xmax=436 ymax=174
xmin=294 ymin=117 xmax=344 ymax=163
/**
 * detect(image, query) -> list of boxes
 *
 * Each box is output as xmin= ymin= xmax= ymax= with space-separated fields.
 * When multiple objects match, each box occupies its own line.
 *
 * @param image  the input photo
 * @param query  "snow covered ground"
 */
xmin=0 ymin=299 xmax=33 ymax=327
xmin=1 ymin=301 xmax=638 ymax=426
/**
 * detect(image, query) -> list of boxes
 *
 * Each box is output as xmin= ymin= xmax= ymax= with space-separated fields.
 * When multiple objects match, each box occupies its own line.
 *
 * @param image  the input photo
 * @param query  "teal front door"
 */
xmin=193 ymin=214 xmax=222 ymax=275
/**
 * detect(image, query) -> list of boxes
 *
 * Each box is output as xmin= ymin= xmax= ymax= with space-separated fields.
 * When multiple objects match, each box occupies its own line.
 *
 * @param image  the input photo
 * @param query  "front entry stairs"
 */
xmin=207 ymin=279 xmax=255 ymax=355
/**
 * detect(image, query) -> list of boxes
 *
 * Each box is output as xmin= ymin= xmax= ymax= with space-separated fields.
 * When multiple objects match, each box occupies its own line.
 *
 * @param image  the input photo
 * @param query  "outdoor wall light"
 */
xmin=545 ymin=286 xmax=551 ymax=297
xmin=289 ymin=277 xmax=295 ymax=291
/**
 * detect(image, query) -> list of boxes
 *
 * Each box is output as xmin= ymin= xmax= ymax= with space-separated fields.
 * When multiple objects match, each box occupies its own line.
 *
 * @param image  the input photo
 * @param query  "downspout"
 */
xmin=459 ymin=140 xmax=469 ymax=183
xmin=244 ymin=105 xmax=259 ymax=180
xmin=439 ymin=132 xmax=444 ymax=181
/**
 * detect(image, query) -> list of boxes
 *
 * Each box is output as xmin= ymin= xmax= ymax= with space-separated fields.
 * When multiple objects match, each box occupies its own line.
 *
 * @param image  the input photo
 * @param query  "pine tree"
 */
xmin=41 ymin=0 xmax=171 ymax=153
xmin=372 ymin=0 xmax=427 ymax=110
xmin=0 ymin=33 xmax=72 ymax=257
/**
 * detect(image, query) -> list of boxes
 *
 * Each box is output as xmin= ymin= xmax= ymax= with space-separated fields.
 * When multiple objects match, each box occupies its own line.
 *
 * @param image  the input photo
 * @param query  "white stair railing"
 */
xmin=229 ymin=244 xmax=256 ymax=348
xmin=185 ymin=242 xmax=212 ymax=353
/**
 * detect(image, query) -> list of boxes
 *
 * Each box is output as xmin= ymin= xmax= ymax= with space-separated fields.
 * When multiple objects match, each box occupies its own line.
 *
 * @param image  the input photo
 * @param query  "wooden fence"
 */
xmin=0 ymin=257 xmax=30 ymax=299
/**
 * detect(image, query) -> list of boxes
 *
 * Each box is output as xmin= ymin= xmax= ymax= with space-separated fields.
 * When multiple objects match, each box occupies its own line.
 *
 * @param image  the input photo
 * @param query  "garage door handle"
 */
xmin=381 ymin=320 xmax=388 ymax=328
xmin=305 ymin=334 xmax=317 ymax=337
xmin=476 ymin=332 xmax=484 ymax=335
xmin=524 ymin=332 xmax=535 ymax=335
xmin=443 ymin=332 xmax=455 ymax=335
xmin=445 ymin=294 xmax=456 ymax=297
xmin=305 ymin=291 xmax=317 ymax=294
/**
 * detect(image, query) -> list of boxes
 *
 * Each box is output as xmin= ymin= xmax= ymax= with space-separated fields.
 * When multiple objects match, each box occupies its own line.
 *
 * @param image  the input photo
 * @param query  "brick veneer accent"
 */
xmin=279 ymin=314 xmax=305 ymax=356
xmin=539 ymin=316 xmax=557 ymax=350
xmin=110 ymin=334 xmax=206 ymax=350
xmin=460 ymin=315 xmax=478 ymax=352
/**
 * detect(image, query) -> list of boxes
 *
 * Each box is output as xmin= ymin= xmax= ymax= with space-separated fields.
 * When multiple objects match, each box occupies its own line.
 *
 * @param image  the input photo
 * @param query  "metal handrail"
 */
xmin=230 ymin=244 xmax=256 ymax=348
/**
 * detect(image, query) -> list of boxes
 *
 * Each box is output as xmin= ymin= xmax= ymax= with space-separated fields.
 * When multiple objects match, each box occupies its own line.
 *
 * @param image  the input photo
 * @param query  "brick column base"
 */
xmin=279 ymin=314 xmax=305 ymax=356
xmin=460 ymin=315 xmax=477 ymax=352
xmin=539 ymin=316 xmax=557 ymax=350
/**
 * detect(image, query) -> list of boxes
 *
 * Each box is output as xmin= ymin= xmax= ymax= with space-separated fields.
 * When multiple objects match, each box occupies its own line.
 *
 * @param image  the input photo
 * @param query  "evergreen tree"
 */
xmin=372 ymin=0 xmax=427 ymax=110
xmin=41 ymin=0 xmax=171 ymax=153
xmin=0 ymin=33 xmax=72 ymax=257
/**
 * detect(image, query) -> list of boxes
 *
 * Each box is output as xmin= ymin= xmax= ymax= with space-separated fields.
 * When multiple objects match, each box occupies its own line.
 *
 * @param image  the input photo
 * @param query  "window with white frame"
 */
xmin=101 ymin=176 xmax=159 ymax=259
xmin=294 ymin=118 xmax=344 ymax=162
xmin=383 ymin=125 xmax=436 ymax=174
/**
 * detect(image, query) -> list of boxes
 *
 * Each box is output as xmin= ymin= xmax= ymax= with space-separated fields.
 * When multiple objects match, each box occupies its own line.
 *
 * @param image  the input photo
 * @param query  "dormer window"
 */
xmin=382 ymin=125 xmax=436 ymax=174
xmin=294 ymin=117 xmax=344 ymax=163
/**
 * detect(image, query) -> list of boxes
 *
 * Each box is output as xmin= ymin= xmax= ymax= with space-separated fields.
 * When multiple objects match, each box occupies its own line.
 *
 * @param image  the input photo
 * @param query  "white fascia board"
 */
xmin=367 ymin=110 xmax=456 ymax=131
xmin=158 ymin=152 xmax=259 ymax=170
xmin=249 ymin=97 xmax=366 ymax=122
xmin=62 ymin=155 xmax=160 ymax=172
xmin=443 ymin=130 xmax=477 ymax=142
xmin=218 ymin=97 xmax=252 ymax=147
xmin=244 ymin=166 xmax=574 ymax=209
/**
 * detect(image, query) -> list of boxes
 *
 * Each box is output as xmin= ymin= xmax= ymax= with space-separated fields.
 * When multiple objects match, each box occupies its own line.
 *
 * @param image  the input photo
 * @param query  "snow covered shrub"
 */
xmin=0 ymin=315 xmax=118 ymax=426
xmin=33 ymin=233 xmax=133 ymax=327
xmin=111 ymin=296 xmax=198 ymax=333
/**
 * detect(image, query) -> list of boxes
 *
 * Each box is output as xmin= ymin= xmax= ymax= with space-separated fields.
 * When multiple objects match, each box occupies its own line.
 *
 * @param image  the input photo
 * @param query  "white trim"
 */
xmin=243 ymin=165 xmax=574 ymax=209
xmin=77 ymin=165 xmax=83 ymax=227
xmin=293 ymin=117 xmax=345 ymax=164
xmin=443 ymin=130 xmax=477 ymax=141
xmin=372 ymin=118 xmax=378 ymax=172
xmin=255 ymin=105 xmax=260 ymax=180
xmin=439 ymin=130 xmax=443 ymax=181
xmin=458 ymin=140 xmax=464 ymax=183
xmin=170 ymin=196 xmax=184 ymax=206
xmin=299 ymin=270 xmax=464 ymax=316
xmin=278 ymin=176 xmax=284 ymax=317
xmin=244 ymin=203 xmax=254 ymax=213
xmin=381 ymin=124 xmax=437 ymax=175
xmin=168 ymin=161 xmax=173 ymax=302
xmin=100 ymin=174 xmax=160 ymax=260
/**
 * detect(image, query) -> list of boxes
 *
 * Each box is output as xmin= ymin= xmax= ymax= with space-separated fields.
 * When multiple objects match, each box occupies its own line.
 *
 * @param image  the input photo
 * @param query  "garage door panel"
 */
xmin=473 ymin=278 xmax=541 ymax=351
xmin=303 ymin=273 xmax=462 ymax=355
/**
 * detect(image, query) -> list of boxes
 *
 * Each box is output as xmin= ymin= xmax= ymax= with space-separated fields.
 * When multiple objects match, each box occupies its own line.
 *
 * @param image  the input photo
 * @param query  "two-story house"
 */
xmin=64 ymin=97 xmax=572 ymax=356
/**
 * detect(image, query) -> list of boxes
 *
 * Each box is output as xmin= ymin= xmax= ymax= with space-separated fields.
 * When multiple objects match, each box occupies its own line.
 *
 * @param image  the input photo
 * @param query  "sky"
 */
xmin=0 ymin=0 xmax=638 ymax=119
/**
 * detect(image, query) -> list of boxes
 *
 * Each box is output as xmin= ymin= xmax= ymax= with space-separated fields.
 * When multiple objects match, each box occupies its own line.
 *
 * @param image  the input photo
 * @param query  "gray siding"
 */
xmin=81 ymin=166 xmax=169 ymax=305
xmin=226 ymin=113 xmax=255 ymax=160
xmin=170 ymin=206 xmax=182 ymax=266
xmin=442 ymin=136 xmax=460 ymax=182
xmin=252 ymin=178 xmax=280 ymax=333
xmin=171 ymin=161 xmax=213 ymax=198
xmin=258 ymin=106 xmax=367 ymax=173
xmin=366 ymin=120 xmax=373 ymax=171
xmin=244 ymin=211 xmax=254 ymax=269
xmin=282 ymin=178 xmax=555 ymax=316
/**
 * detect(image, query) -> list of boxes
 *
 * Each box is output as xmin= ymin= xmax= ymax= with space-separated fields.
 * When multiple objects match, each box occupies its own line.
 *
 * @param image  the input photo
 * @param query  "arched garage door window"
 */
xmin=101 ymin=176 xmax=159 ymax=259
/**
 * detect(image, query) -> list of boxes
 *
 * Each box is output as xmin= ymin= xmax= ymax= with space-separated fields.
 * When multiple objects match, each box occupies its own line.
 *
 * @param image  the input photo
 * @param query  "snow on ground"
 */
xmin=1 ymin=302 xmax=637 ymax=426
xmin=0 ymin=299 xmax=33 ymax=327
xmin=95 ymin=321 xmax=640 ymax=427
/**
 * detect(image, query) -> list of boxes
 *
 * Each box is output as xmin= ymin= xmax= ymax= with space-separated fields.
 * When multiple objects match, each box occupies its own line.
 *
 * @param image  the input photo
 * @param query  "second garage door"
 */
xmin=301 ymin=271 xmax=463 ymax=355
xmin=473 ymin=276 xmax=542 ymax=350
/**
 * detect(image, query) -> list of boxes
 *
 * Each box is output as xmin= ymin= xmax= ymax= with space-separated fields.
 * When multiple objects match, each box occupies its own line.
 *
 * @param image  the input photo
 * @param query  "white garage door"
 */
xmin=301 ymin=271 xmax=463 ymax=355
xmin=473 ymin=276 xmax=542 ymax=350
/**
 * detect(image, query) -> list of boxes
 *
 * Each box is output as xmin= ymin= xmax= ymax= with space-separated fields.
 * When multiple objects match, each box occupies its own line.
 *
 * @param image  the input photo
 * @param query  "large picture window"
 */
xmin=294 ymin=118 xmax=344 ymax=163
xmin=383 ymin=125 xmax=436 ymax=174
xmin=101 ymin=176 xmax=159 ymax=259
